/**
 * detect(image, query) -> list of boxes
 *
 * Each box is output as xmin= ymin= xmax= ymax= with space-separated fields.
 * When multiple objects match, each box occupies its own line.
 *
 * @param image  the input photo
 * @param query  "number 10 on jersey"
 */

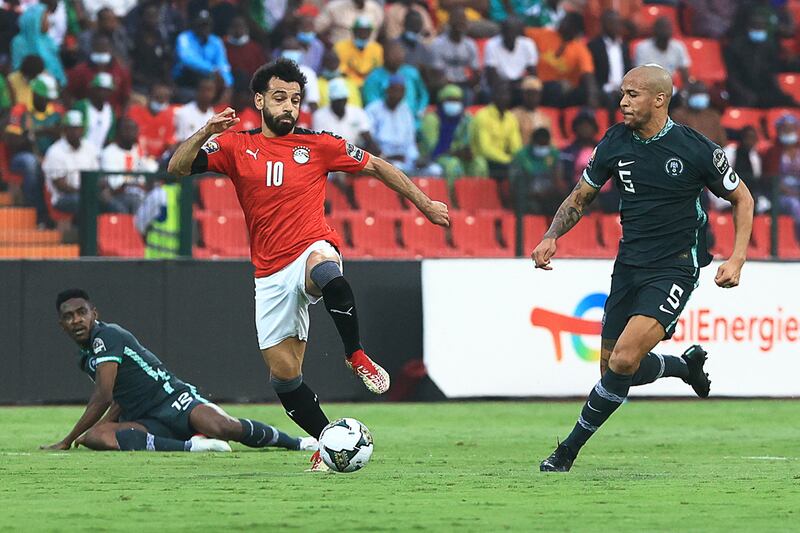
xmin=266 ymin=161 xmax=284 ymax=187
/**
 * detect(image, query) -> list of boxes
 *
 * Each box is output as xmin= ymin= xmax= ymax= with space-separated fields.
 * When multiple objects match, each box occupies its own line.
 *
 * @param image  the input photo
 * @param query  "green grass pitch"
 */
xmin=1 ymin=400 xmax=798 ymax=532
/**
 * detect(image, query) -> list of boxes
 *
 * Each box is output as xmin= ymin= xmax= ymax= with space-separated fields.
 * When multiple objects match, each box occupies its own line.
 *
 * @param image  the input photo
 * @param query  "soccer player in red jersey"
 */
xmin=168 ymin=60 xmax=449 ymax=470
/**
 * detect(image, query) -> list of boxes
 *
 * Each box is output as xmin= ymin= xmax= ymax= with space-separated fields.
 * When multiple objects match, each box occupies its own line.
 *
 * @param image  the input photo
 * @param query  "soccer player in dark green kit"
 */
xmin=532 ymin=65 xmax=754 ymax=472
xmin=42 ymin=289 xmax=317 ymax=453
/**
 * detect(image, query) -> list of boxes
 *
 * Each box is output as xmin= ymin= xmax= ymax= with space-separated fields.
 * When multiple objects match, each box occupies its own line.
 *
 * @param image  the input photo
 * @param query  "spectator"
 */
xmin=730 ymin=0 xmax=795 ymax=40
xmin=584 ymin=0 xmax=642 ymax=38
xmin=174 ymin=77 xmax=217 ymax=142
xmin=561 ymin=110 xmax=599 ymax=185
xmin=633 ymin=17 xmax=690 ymax=87
xmin=384 ymin=0 xmax=435 ymax=43
xmin=419 ymin=84 xmax=488 ymax=183
xmin=134 ymin=177 xmax=181 ymax=258
xmin=588 ymin=10 xmax=632 ymax=116
xmin=484 ymin=17 xmax=538 ymax=91
xmin=125 ymin=82 xmax=177 ymax=161
xmin=430 ymin=7 xmax=480 ymax=102
xmin=317 ymin=49 xmax=363 ymax=108
xmin=124 ymin=0 xmax=184 ymax=45
xmin=686 ymin=0 xmax=736 ymax=39
xmin=231 ymin=84 xmax=262 ymax=132
xmin=394 ymin=9 xmax=435 ymax=72
xmin=130 ymin=2 xmax=174 ymax=93
xmin=43 ymin=0 xmax=67 ymax=48
xmin=4 ymin=75 xmax=63 ymax=225
xmin=724 ymin=9 xmax=798 ymax=109
xmin=7 ymin=55 xmax=45 ymax=109
xmin=363 ymin=41 xmax=429 ymax=125
xmin=312 ymin=77 xmax=378 ymax=152
xmin=672 ymin=80 xmax=727 ymax=147
xmin=366 ymin=74 xmax=434 ymax=175
xmin=78 ymin=7 xmax=131 ymax=64
xmin=316 ymin=0 xmax=384 ymax=45
xmin=278 ymin=38 xmax=320 ymax=113
xmin=510 ymin=127 xmax=566 ymax=214
xmin=511 ymin=76 xmax=552 ymax=151
xmin=10 ymin=2 xmax=66 ymax=85
xmin=225 ymin=15 xmax=267 ymax=83
xmin=0 ymin=0 xmax=21 ymax=60
xmin=188 ymin=0 xmax=238 ymax=37
xmin=764 ymin=115 xmax=800 ymax=240
xmin=100 ymin=118 xmax=157 ymax=214
xmin=334 ymin=16 xmax=384 ymax=87
xmin=72 ymin=72 xmax=117 ymax=151
xmin=41 ymin=110 xmax=100 ymax=215
xmin=716 ymin=126 xmax=769 ymax=213
xmin=66 ymin=33 xmax=132 ymax=113
xmin=82 ymin=0 xmax=136 ymax=19
xmin=173 ymin=10 xmax=233 ymax=95
xmin=295 ymin=9 xmax=325 ymax=73
xmin=471 ymin=82 xmax=523 ymax=201
xmin=489 ymin=0 xmax=566 ymax=28
xmin=527 ymin=12 xmax=597 ymax=107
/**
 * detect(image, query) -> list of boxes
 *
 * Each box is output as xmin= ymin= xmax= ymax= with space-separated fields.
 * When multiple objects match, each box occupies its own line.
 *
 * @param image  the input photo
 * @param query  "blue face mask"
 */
xmin=749 ymin=29 xmax=768 ymax=43
xmin=687 ymin=93 xmax=710 ymax=110
xmin=403 ymin=31 xmax=419 ymax=43
xmin=281 ymin=49 xmax=304 ymax=64
xmin=442 ymin=101 xmax=463 ymax=117
xmin=320 ymin=69 xmax=340 ymax=79
xmin=354 ymin=38 xmax=368 ymax=50
xmin=297 ymin=31 xmax=316 ymax=45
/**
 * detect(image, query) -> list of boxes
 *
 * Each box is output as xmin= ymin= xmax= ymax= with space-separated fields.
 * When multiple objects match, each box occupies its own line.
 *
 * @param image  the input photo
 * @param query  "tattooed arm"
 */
xmin=531 ymin=179 xmax=600 ymax=270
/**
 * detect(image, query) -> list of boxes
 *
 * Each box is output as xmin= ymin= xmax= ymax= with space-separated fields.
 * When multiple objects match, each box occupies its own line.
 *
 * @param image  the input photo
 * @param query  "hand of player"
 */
xmin=422 ymin=200 xmax=450 ymax=227
xmin=531 ymin=238 xmax=557 ymax=270
xmin=40 ymin=440 xmax=70 ymax=450
xmin=715 ymin=258 xmax=744 ymax=288
xmin=204 ymin=107 xmax=240 ymax=135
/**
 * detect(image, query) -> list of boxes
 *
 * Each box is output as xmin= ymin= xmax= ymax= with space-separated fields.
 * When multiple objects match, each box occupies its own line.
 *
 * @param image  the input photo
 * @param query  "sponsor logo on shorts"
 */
xmin=293 ymin=146 xmax=310 ymax=164
xmin=346 ymin=142 xmax=364 ymax=162
xmin=92 ymin=337 xmax=106 ymax=354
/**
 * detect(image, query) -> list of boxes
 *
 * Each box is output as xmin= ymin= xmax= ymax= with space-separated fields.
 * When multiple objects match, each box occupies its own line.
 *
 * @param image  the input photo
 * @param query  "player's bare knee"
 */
xmin=609 ymin=346 xmax=641 ymax=375
xmin=84 ymin=426 xmax=119 ymax=451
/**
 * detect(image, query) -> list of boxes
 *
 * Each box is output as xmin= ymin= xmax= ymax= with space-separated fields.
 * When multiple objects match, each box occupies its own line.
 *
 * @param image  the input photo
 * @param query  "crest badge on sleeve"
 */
xmin=92 ymin=337 xmax=106 ymax=355
xmin=346 ymin=142 xmax=364 ymax=162
xmin=201 ymin=140 xmax=220 ymax=154
xmin=713 ymin=148 xmax=729 ymax=175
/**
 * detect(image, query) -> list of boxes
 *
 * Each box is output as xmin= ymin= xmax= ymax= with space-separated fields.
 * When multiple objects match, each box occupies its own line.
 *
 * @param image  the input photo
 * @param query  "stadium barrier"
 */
xmin=423 ymin=259 xmax=800 ymax=398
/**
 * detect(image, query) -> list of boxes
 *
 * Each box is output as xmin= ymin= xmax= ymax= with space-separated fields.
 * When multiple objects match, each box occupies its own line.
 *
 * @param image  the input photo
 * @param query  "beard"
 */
xmin=262 ymin=108 xmax=297 ymax=136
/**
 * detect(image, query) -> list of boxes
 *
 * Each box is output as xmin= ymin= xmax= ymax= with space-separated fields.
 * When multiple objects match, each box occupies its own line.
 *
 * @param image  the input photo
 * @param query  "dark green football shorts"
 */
xmin=135 ymin=386 xmax=208 ymax=441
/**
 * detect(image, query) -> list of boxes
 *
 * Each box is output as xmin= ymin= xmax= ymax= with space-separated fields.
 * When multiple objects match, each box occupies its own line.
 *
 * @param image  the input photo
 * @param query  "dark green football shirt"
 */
xmin=78 ymin=321 xmax=188 ymax=420
xmin=583 ymin=117 xmax=740 ymax=268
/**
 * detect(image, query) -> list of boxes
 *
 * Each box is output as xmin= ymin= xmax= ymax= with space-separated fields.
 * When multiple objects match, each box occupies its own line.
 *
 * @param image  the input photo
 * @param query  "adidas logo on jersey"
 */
xmin=293 ymin=146 xmax=310 ymax=164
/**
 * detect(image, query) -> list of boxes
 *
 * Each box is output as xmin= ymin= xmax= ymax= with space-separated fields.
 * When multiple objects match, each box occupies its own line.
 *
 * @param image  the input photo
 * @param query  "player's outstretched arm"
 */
xmin=40 ymin=363 xmax=118 ymax=450
xmin=361 ymin=155 xmax=450 ymax=226
xmin=715 ymin=181 xmax=754 ymax=289
xmin=167 ymin=107 xmax=240 ymax=176
xmin=531 ymin=179 xmax=599 ymax=270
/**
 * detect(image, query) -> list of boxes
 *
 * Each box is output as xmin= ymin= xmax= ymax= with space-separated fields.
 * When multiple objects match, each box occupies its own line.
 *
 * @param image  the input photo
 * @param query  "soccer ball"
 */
xmin=318 ymin=418 xmax=373 ymax=473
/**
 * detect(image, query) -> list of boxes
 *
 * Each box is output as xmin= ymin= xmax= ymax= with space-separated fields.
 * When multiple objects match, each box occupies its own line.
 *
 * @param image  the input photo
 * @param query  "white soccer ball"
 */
xmin=318 ymin=418 xmax=373 ymax=473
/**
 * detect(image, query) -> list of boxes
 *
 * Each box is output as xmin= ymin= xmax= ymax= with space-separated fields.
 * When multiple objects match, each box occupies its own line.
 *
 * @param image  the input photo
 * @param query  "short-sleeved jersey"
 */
xmin=191 ymin=127 xmax=370 ymax=278
xmin=583 ymin=118 xmax=740 ymax=268
xmin=78 ymin=322 xmax=188 ymax=421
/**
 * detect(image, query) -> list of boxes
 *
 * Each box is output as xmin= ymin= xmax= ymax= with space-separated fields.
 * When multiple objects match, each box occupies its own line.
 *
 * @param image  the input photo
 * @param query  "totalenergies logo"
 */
xmin=531 ymin=293 xmax=606 ymax=362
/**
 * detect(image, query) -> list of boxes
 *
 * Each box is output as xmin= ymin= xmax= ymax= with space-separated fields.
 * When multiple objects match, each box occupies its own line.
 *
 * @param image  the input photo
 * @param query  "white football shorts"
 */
xmin=254 ymin=240 xmax=341 ymax=350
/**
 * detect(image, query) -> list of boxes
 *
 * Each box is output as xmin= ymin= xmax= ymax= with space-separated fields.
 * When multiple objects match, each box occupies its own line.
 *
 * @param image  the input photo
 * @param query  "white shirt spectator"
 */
xmin=603 ymin=36 xmax=625 ymax=93
xmin=82 ymin=0 xmax=138 ymax=19
xmin=100 ymin=142 xmax=158 ymax=190
xmin=299 ymin=64 xmax=320 ymax=110
xmin=484 ymin=36 xmax=538 ymax=82
xmin=315 ymin=0 xmax=384 ymax=44
xmin=634 ymin=38 xmax=691 ymax=76
xmin=174 ymin=101 xmax=215 ymax=142
xmin=42 ymin=138 xmax=100 ymax=205
xmin=312 ymin=105 xmax=372 ymax=145
xmin=84 ymin=102 xmax=114 ymax=150
xmin=47 ymin=1 xmax=68 ymax=46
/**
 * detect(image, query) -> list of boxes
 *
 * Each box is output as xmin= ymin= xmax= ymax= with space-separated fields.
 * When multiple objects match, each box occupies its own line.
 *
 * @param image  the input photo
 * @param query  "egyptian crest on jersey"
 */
xmin=92 ymin=337 xmax=106 ymax=354
xmin=293 ymin=146 xmax=310 ymax=164
xmin=201 ymin=140 xmax=220 ymax=154
xmin=665 ymin=157 xmax=684 ymax=177
xmin=346 ymin=142 xmax=365 ymax=162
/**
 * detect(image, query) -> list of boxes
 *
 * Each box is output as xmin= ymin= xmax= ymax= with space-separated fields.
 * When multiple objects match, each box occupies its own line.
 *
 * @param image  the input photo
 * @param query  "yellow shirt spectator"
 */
xmin=334 ymin=39 xmax=384 ymax=87
xmin=471 ymin=104 xmax=523 ymax=165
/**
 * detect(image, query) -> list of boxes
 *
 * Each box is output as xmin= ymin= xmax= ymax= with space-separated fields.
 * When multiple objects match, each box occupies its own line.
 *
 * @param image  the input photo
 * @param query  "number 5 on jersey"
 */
xmin=266 ymin=161 xmax=284 ymax=187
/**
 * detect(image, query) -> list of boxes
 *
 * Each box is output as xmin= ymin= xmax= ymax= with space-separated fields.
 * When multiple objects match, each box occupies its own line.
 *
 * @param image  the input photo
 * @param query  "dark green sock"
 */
xmin=631 ymin=352 xmax=689 ymax=386
xmin=238 ymin=418 xmax=301 ymax=450
xmin=115 ymin=428 xmax=189 ymax=451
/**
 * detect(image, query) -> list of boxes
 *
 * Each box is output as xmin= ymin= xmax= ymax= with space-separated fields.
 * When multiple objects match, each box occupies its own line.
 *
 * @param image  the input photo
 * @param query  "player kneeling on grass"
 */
xmin=42 ymin=289 xmax=317 ymax=453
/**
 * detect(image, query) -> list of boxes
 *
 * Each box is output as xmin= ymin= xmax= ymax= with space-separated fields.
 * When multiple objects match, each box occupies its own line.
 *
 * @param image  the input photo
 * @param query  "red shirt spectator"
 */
xmin=224 ymin=15 xmax=267 ymax=82
xmin=67 ymin=54 xmax=131 ymax=113
xmin=126 ymin=103 xmax=177 ymax=159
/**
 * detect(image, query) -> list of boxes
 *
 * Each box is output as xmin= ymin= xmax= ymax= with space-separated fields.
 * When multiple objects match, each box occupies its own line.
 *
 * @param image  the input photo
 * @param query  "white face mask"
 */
xmin=532 ymin=146 xmax=551 ymax=158
xmin=228 ymin=35 xmax=250 ymax=46
xmin=780 ymin=132 xmax=798 ymax=145
xmin=90 ymin=52 xmax=112 ymax=65
xmin=442 ymin=101 xmax=463 ymax=117
xmin=149 ymin=101 xmax=168 ymax=113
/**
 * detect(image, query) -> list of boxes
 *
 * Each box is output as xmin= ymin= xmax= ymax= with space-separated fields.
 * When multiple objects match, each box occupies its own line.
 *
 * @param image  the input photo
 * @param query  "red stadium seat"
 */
xmin=198 ymin=177 xmax=239 ymax=212
xmin=765 ymin=108 xmax=800 ymax=139
xmin=778 ymin=73 xmax=800 ymax=103
xmin=450 ymin=212 xmax=513 ymax=257
xmin=352 ymin=177 xmax=405 ymax=213
xmin=400 ymin=214 xmax=455 ymax=257
xmin=412 ymin=177 xmax=449 ymax=203
xmin=720 ymin=108 xmax=764 ymax=136
xmin=777 ymin=216 xmax=800 ymax=259
xmin=43 ymin=185 xmax=73 ymax=223
xmin=519 ymin=214 xmax=548 ymax=254
xmin=750 ymin=215 xmax=772 ymax=259
xmin=708 ymin=212 xmax=734 ymax=259
xmin=347 ymin=214 xmax=404 ymax=257
xmin=200 ymin=213 xmax=249 ymax=255
xmin=539 ymin=107 xmax=567 ymax=147
xmin=97 ymin=214 xmax=144 ymax=257
xmin=685 ymin=39 xmax=726 ymax=85
xmin=563 ymin=107 xmax=610 ymax=137
xmin=639 ymin=4 xmax=681 ymax=36
xmin=599 ymin=214 xmax=622 ymax=254
xmin=325 ymin=180 xmax=352 ymax=214
xmin=554 ymin=215 xmax=605 ymax=257
xmin=453 ymin=178 xmax=503 ymax=212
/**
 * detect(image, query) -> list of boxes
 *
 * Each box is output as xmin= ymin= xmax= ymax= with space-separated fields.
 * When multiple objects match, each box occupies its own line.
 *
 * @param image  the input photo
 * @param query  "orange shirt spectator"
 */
xmin=526 ymin=27 xmax=594 ymax=88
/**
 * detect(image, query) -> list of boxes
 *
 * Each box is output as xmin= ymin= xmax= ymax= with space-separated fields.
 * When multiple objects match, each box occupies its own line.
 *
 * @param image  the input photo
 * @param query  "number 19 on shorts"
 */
xmin=266 ymin=161 xmax=284 ymax=187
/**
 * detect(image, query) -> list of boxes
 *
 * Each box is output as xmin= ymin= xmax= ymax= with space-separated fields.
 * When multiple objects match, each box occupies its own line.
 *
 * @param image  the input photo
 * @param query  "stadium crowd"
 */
xmin=1 ymin=0 xmax=800 ymax=248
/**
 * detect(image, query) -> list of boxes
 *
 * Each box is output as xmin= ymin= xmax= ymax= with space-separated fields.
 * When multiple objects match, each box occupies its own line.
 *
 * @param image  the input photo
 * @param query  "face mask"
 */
xmin=90 ymin=52 xmax=112 ymax=65
xmin=149 ymin=101 xmax=168 ymax=113
xmin=687 ymin=93 xmax=710 ymax=110
xmin=228 ymin=35 xmax=250 ymax=46
xmin=320 ymin=69 xmax=340 ymax=79
xmin=749 ymin=30 xmax=768 ymax=43
xmin=532 ymin=146 xmax=551 ymax=158
xmin=297 ymin=31 xmax=316 ymax=45
xmin=281 ymin=49 xmax=304 ymax=64
xmin=780 ymin=132 xmax=798 ymax=145
xmin=442 ymin=101 xmax=463 ymax=117
xmin=354 ymin=38 xmax=368 ymax=50
xmin=403 ymin=31 xmax=419 ymax=43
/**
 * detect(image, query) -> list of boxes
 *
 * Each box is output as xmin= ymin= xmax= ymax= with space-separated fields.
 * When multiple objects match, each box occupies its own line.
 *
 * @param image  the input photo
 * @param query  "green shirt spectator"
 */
xmin=510 ymin=127 xmax=567 ymax=214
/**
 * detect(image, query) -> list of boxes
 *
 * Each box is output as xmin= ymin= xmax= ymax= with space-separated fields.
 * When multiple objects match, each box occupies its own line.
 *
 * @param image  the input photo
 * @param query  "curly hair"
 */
xmin=250 ymin=59 xmax=307 ymax=94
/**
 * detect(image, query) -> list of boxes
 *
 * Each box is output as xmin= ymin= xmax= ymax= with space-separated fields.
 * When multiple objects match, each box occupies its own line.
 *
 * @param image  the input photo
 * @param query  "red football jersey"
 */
xmin=195 ymin=128 xmax=370 ymax=277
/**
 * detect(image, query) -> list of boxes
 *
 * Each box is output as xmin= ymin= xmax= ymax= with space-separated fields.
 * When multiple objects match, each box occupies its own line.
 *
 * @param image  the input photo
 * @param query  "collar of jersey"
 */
xmin=632 ymin=116 xmax=674 ymax=144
